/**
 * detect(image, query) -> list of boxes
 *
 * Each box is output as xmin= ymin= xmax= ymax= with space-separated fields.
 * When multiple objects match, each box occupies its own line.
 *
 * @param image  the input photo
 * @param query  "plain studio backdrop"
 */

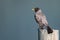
xmin=0 ymin=0 xmax=60 ymax=40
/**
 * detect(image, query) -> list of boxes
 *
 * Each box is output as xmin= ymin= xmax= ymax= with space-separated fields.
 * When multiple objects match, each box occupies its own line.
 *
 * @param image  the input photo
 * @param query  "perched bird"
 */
xmin=32 ymin=7 xmax=53 ymax=34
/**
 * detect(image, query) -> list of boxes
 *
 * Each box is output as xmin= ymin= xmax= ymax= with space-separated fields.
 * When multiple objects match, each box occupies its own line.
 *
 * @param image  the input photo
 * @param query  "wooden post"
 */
xmin=38 ymin=29 xmax=59 ymax=40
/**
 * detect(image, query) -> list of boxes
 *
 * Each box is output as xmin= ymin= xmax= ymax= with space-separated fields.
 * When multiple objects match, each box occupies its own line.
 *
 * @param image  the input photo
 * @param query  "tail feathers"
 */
xmin=47 ymin=26 xmax=53 ymax=34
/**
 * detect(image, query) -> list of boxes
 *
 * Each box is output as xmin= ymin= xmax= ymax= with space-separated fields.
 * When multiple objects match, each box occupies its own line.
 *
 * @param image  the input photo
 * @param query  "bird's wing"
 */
xmin=42 ymin=14 xmax=46 ymax=19
xmin=34 ymin=14 xmax=39 ymax=23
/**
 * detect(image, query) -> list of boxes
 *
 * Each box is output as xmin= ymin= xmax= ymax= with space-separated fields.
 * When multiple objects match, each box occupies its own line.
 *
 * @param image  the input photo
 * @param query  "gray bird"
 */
xmin=32 ymin=7 xmax=53 ymax=34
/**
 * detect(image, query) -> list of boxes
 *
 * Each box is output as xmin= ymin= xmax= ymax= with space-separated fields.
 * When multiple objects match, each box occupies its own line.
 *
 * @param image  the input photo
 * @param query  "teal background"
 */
xmin=0 ymin=0 xmax=60 ymax=40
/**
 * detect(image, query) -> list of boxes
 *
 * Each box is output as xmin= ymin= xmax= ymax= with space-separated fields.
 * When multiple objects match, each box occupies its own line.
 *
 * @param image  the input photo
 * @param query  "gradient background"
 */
xmin=0 ymin=0 xmax=60 ymax=40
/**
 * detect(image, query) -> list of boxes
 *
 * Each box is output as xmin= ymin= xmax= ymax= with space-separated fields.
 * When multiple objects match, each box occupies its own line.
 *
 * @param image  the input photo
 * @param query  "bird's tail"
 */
xmin=47 ymin=26 xmax=53 ymax=34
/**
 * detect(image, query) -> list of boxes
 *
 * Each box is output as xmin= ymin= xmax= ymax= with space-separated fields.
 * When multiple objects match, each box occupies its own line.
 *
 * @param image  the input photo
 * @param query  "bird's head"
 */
xmin=32 ymin=7 xmax=40 ymax=12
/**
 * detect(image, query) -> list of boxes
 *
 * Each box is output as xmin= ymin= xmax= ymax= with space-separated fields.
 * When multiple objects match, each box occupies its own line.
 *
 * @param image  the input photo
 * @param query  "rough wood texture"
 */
xmin=39 ymin=29 xmax=59 ymax=40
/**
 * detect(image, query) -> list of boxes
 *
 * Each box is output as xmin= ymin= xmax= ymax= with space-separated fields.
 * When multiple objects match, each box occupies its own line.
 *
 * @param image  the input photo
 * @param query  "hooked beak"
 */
xmin=32 ymin=8 xmax=34 ymax=11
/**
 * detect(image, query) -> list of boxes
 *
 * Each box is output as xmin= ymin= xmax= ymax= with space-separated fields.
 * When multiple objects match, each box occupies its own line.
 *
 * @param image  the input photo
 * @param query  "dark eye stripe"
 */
xmin=35 ymin=8 xmax=39 ymax=12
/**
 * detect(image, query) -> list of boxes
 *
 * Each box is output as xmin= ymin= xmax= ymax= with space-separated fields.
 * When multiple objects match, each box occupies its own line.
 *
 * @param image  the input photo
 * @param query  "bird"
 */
xmin=32 ymin=7 xmax=53 ymax=34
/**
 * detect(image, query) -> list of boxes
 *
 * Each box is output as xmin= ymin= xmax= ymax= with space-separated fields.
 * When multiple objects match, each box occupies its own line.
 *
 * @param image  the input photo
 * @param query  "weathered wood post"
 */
xmin=38 ymin=29 xmax=59 ymax=40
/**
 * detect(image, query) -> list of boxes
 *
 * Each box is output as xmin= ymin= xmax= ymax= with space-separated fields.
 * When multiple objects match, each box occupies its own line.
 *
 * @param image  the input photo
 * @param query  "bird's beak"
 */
xmin=32 ymin=8 xmax=34 ymax=11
